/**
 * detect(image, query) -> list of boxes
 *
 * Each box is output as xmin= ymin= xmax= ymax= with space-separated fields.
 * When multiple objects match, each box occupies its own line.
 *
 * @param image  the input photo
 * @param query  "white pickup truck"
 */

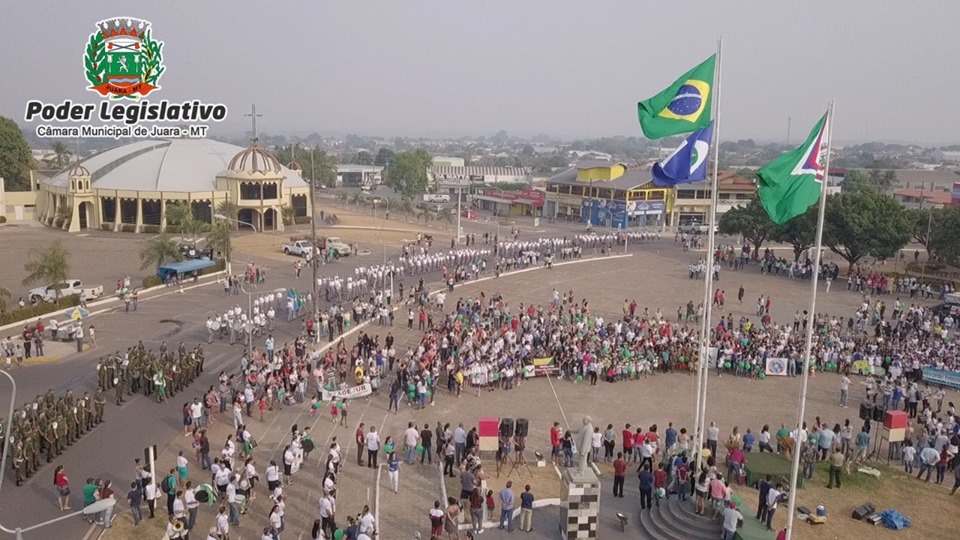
xmin=282 ymin=240 xmax=318 ymax=258
xmin=679 ymin=223 xmax=719 ymax=234
xmin=28 ymin=279 xmax=104 ymax=303
xmin=282 ymin=237 xmax=351 ymax=258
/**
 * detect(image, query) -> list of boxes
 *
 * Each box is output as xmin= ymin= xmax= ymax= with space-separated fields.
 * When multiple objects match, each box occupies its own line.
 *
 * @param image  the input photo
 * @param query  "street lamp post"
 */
xmin=238 ymin=285 xmax=285 ymax=363
xmin=213 ymin=213 xmax=257 ymax=276
xmin=0 ymin=370 xmax=117 ymax=539
xmin=309 ymin=147 xmax=319 ymax=342
xmin=455 ymin=179 xmax=464 ymax=244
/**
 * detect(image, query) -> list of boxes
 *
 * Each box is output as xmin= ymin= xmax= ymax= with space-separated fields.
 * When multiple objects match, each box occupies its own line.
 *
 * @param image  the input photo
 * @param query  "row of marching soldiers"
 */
xmin=2 ymin=388 xmax=107 ymax=486
xmin=95 ymin=341 xmax=206 ymax=404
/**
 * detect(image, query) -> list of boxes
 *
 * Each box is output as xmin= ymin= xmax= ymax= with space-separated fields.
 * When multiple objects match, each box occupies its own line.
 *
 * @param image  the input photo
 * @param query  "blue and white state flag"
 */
xmin=651 ymin=121 xmax=714 ymax=186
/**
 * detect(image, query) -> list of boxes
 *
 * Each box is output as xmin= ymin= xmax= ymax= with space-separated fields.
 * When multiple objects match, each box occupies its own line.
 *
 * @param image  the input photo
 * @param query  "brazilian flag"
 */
xmin=637 ymin=55 xmax=716 ymax=139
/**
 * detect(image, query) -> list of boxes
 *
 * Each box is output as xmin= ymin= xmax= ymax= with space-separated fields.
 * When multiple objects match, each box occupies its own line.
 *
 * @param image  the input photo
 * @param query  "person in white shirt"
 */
xmin=283 ymin=445 xmax=296 ymax=483
xmin=319 ymin=493 xmax=336 ymax=537
xmin=184 ymin=482 xmax=199 ymax=531
xmin=366 ymin=427 xmax=381 ymax=468
xmin=215 ymin=505 xmax=230 ymax=539
xmin=404 ymin=422 xmax=420 ymax=464
xmin=722 ymin=501 xmax=743 ymax=540
xmin=359 ymin=504 xmax=376 ymax=537
xmin=839 ymin=375 xmax=851 ymax=407
xmin=265 ymin=460 xmax=281 ymax=492
xmin=226 ymin=476 xmax=240 ymax=526
xmin=764 ymin=485 xmax=782 ymax=531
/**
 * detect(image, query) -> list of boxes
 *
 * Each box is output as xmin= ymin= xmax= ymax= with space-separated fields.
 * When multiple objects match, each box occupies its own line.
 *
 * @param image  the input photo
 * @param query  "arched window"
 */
xmin=71 ymin=180 xmax=75 ymax=191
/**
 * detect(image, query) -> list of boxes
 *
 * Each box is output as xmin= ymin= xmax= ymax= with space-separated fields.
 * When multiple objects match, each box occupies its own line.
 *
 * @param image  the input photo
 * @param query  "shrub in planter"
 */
xmin=120 ymin=224 xmax=136 ymax=233
xmin=0 ymin=215 xmax=6 ymax=224
xmin=294 ymin=216 xmax=312 ymax=225
xmin=141 ymin=225 xmax=160 ymax=234
xmin=0 ymin=294 xmax=81 ymax=326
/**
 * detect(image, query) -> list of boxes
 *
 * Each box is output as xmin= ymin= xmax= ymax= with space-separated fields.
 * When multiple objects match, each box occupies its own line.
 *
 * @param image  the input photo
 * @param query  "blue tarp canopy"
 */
xmin=156 ymin=259 xmax=215 ymax=279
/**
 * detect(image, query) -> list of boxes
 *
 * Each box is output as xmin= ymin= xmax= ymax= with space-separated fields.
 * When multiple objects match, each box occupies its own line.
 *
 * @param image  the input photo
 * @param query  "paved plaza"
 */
xmin=0 ymin=218 xmax=954 ymax=540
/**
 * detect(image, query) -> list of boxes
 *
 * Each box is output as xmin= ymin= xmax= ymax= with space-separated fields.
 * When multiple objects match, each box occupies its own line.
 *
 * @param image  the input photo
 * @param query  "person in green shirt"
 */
xmin=82 ymin=478 xmax=101 ymax=523
xmin=853 ymin=427 xmax=870 ymax=464
xmin=775 ymin=425 xmax=790 ymax=453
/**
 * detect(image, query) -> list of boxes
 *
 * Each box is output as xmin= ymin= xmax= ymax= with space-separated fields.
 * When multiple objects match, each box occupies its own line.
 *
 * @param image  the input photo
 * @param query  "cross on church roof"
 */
xmin=244 ymin=104 xmax=263 ymax=144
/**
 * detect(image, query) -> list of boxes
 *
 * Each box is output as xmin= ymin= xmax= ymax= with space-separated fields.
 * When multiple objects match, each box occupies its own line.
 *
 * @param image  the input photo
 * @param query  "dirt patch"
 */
xmin=758 ymin=460 xmax=955 ymax=540
xmin=100 ymin=510 xmax=168 ymax=540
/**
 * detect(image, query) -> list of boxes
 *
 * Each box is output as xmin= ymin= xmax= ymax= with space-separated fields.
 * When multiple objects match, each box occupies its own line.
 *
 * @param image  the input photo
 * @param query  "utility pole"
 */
xmin=310 ymin=146 xmax=319 ymax=334
xmin=456 ymin=179 xmax=463 ymax=244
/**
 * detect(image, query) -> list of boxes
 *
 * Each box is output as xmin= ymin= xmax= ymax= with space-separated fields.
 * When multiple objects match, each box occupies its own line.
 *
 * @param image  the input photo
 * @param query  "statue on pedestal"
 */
xmin=574 ymin=415 xmax=594 ymax=476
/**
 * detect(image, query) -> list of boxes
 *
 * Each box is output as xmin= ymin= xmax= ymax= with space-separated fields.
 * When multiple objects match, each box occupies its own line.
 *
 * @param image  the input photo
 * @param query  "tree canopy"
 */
xmin=823 ymin=190 xmax=912 ymax=271
xmin=23 ymin=240 xmax=71 ymax=298
xmin=772 ymin=205 xmax=818 ymax=262
xmin=717 ymin=197 xmax=777 ymax=256
xmin=0 ymin=116 xmax=33 ymax=191
xmin=387 ymin=149 xmax=432 ymax=200
xmin=925 ymin=205 xmax=960 ymax=265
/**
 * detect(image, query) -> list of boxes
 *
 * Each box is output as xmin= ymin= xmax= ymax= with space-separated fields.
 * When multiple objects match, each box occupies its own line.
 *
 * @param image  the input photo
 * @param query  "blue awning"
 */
xmin=156 ymin=259 xmax=215 ymax=279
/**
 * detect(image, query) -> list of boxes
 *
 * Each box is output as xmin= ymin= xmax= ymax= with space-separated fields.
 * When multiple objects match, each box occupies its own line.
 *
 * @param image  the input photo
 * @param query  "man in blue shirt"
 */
xmin=498 ymin=481 xmax=515 ymax=531
xmin=638 ymin=463 xmax=654 ymax=510
xmin=264 ymin=335 xmax=275 ymax=363
xmin=665 ymin=423 xmax=678 ymax=451
xmin=519 ymin=484 xmax=534 ymax=532
xmin=742 ymin=429 xmax=755 ymax=453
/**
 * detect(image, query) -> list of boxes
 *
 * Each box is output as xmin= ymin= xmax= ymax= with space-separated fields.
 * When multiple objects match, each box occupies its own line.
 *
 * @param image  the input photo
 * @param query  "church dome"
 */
xmin=227 ymin=143 xmax=282 ymax=175
xmin=69 ymin=162 xmax=91 ymax=177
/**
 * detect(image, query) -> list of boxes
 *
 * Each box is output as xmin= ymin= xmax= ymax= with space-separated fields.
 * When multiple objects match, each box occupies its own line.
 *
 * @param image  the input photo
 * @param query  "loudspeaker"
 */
xmin=500 ymin=418 xmax=514 ymax=438
xmin=872 ymin=405 xmax=886 ymax=422
xmin=851 ymin=503 xmax=875 ymax=521
xmin=859 ymin=403 xmax=874 ymax=421
xmin=515 ymin=418 xmax=529 ymax=438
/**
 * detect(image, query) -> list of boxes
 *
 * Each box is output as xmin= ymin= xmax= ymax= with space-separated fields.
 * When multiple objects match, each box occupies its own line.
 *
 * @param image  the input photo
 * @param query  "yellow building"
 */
xmin=544 ymin=161 xmax=672 ymax=228
xmin=34 ymin=138 xmax=309 ymax=233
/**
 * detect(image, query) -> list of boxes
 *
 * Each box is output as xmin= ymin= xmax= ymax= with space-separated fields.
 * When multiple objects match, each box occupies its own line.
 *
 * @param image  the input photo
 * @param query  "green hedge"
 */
xmin=141 ymin=225 xmax=160 ymax=234
xmin=142 ymin=275 xmax=163 ymax=288
xmin=294 ymin=216 xmax=312 ymax=225
xmin=0 ymin=294 xmax=81 ymax=327
xmin=120 ymin=224 xmax=136 ymax=233
xmin=0 ymin=215 xmax=7 ymax=224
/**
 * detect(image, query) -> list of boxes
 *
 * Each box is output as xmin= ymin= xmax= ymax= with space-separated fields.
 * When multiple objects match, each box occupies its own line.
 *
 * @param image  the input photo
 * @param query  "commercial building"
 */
xmin=544 ymin=162 xmax=672 ymax=229
xmin=473 ymin=187 xmax=545 ymax=217
xmin=430 ymin=165 xmax=529 ymax=192
xmin=335 ymin=164 xmax=383 ymax=187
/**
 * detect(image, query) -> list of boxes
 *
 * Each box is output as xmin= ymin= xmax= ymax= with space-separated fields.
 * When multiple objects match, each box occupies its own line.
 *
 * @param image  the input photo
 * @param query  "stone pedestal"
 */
xmin=559 ymin=467 xmax=600 ymax=539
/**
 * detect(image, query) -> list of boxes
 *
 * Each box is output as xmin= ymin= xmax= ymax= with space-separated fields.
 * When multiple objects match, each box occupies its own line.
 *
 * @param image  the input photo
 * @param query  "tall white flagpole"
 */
xmin=693 ymin=37 xmax=722 ymax=473
xmin=784 ymin=101 xmax=834 ymax=539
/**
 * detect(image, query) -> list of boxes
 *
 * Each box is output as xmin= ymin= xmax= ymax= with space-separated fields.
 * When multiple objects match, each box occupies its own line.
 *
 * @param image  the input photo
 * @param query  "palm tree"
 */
xmin=164 ymin=202 xmax=190 ymax=232
xmin=418 ymin=206 xmax=435 ymax=224
xmin=349 ymin=193 xmax=362 ymax=208
xmin=54 ymin=204 xmax=72 ymax=228
xmin=437 ymin=207 xmax=454 ymax=230
xmin=206 ymin=222 xmax=233 ymax=273
xmin=139 ymin=236 xmax=183 ymax=270
xmin=216 ymin=200 xmax=240 ymax=229
xmin=0 ymin=286 xmax=10 ymax=313
xmin=400 ymin=199 xmax=415 ymax=222
xmin=180 ymin=217 xmax=211 ymax=242
xmin=51 ymin=142 xmax=72 ymax=169
xmin=23 ymin=240 xmax=71 ymax=301
xmin=337 ymin=192 xmax=349 ymax=206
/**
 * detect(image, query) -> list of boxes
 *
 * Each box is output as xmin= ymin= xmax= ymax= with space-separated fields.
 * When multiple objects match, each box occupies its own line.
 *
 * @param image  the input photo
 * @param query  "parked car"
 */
xmin=28 ymin=280 xmax=104 ymax=303
xmin=178 ymin=241 xmax=213 ymax=260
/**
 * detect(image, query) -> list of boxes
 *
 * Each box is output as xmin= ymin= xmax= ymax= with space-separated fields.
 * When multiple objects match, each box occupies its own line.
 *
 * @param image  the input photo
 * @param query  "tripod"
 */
xmin=507 ymin=436 xmax=533 ymax=478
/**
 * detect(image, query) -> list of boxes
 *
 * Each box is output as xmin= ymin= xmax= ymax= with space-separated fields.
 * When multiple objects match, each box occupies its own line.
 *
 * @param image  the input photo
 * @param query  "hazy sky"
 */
xmin=3 ymin=1 xmax=959 ymax=145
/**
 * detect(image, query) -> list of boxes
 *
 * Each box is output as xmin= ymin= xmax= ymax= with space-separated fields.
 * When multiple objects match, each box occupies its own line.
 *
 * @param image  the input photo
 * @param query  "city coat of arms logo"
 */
xmin=85 ymin=17 xmax=164 ymax=99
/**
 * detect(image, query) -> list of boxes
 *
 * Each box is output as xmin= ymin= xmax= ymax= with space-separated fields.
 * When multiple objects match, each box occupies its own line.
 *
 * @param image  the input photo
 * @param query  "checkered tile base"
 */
xmin=559 ymin=469 xmax=601 ymax=539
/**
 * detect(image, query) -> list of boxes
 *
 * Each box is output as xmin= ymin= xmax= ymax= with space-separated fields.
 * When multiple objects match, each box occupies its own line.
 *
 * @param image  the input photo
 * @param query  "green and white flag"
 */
xmin=757 ymin=112 xmax=830 ymax=225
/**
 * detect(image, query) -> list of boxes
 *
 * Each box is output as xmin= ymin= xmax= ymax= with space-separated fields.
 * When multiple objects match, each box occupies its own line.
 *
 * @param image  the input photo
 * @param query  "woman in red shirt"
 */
xmin=54 ymin=465 xmax=71 ymax=511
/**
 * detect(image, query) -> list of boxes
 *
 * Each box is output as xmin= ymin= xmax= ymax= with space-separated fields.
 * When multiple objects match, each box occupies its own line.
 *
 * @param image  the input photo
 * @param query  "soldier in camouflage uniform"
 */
xmin=12 ymin=440 xmax=25 ymax=486
xmin=94 ymin=390 xmax=106 ymax=425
